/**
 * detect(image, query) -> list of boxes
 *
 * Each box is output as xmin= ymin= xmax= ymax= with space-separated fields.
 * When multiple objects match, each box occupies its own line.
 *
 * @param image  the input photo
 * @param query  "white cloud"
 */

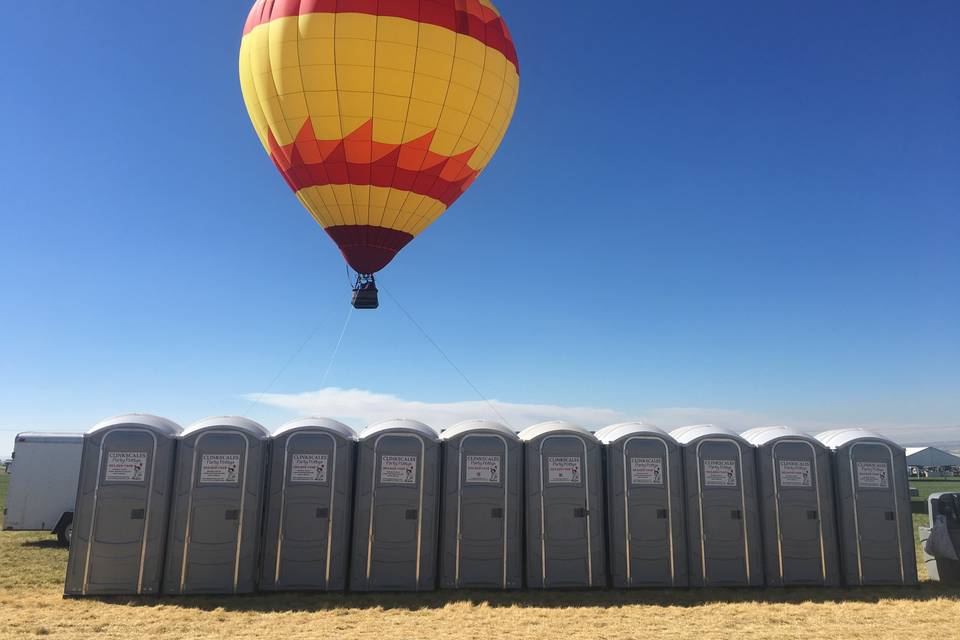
xmin=245 ymin=387 xmax=959 ymax=446
xmin=246 ymin=387 xmax=624 ymax=431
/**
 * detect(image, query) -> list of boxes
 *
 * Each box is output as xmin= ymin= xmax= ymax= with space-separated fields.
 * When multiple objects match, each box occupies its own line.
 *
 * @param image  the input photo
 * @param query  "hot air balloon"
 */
xmin=239 ymin=0 xmax=520 ymax=308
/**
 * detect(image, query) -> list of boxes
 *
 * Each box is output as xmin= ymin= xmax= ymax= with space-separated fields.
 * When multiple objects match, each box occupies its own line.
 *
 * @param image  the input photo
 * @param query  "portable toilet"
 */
xmin=815 ymin=429 xmax=918 ymax=586
xmin=439 ymin=420 xmax=522 ymax=589
xmin=672 ymin=425 xmax=763 ymax=587
xmin=596 ymin=423 xmax=687 ymax=588
xmin=742 ymin=426 xmax=840 ymax=587
xmin=64 ymin=414 xmax=181 ymax=596
xmin=259 ymin=418 xmax=356 ymax=592
xmin=162 ymin=417 xmax=269 ymax=595
xmin=520 ymin=421 xmax=606 ymax=589
xmin=349 ymin=419 xmax=440 ymax=591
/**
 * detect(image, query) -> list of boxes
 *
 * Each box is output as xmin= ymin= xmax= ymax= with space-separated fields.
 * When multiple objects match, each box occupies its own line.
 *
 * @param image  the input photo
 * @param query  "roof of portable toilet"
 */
xmin=596 ymin=422 xmax=675 ymax=445
xmin=815 ymin=428 xmax=902 ymax=451
xmin=274 ymin=417 xmax=357 ymax=441
xmin=741 ymin=426 xmax=824 ymax=447
xmin=359 ymin=419 xmax=439 ymax=442
xmin=518 ymin=421 xmax=597 ymax=442
xmin=181 ymin=416 xmax=270 ymax=439
xmin=88 ymin=414 xmax=182 ymax=437
xmin=14 ymin=432 xmax=84 ymax=443
xmin=440 ymin=419 xmax=519 ymax=441
xmin=670 ymin=424 xmax=751 ymax=446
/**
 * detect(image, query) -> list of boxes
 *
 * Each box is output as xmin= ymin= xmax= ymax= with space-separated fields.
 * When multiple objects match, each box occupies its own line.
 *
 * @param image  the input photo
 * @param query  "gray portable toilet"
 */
xmin=349 ymin=419 xmax=440 ymax=591
xmin=742 ymin=426 xmax=840 ymax=587
xmin=521 ymin=421 xmax=606 ymax=589
xmin=162 ymin=417 xmax=269 ymax=595
xmin=815 ymin=429 xmax=918 ymax=586
xmin=259 ymin=418 xmax=356 ymax=591
xmin=64 ymin=414 xmax=181 ymax=596
xmin=597 ymin=423 xmax=687 ymax=588
xmin=672 ymin=425 xmax=763 ymax=587
xmin=439 ymin=420 xmax=522 ymax=589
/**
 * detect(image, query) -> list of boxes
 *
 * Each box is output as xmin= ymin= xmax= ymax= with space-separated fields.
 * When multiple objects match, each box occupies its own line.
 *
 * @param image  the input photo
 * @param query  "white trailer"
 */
xmin=3 ymin=432 xmax=83 ymax=545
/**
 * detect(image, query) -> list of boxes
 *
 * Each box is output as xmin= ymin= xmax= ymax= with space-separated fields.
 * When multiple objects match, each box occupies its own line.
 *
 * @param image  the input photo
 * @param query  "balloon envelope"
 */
xmin=239 ymin=0 xmax=520 ymax=274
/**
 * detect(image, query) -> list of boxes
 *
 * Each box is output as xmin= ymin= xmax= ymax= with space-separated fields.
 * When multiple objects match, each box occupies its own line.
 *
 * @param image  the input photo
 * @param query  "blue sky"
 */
xmin=1 ymin=1 xmax=958 ymax=457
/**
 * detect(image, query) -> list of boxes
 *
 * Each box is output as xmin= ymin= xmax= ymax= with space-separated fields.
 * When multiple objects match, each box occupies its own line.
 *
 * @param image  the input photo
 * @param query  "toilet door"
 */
xmin=84 ymin=429 xmax=157 ymax=594
xmin=771 ymin=440 xmax=826 ymax=584
xmin=849 ymin=443 xmax=904 ymax=584
xmin=539 ymin=435 xmax=593 ymax=587
xmin=367 ymin=434 xmax=426 ymax=590
xmin=622 ymin=437 xmax=675 ymax=586
xmin=696 ymin=439 xmax=750 ymax=586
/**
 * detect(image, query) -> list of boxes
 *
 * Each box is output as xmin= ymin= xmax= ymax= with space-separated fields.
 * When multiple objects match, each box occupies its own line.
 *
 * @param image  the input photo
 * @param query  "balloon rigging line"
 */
xmin=243 ymin=312 xmax=333 ymax=415
xmin=319 ymin=305 xmax=354 ymax=389
xmin=382 ymin=286 xmax=512 ymax=430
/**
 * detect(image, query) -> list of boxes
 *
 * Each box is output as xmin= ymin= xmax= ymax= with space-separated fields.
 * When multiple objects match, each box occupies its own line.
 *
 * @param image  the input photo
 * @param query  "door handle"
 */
xmin=574 ymin=508 xmax=588 ymax=518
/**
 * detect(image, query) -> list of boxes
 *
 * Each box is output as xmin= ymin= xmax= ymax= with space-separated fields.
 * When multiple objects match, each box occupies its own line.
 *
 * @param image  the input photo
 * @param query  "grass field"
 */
xmin=1 ymin=474 xmax=958 ymax=639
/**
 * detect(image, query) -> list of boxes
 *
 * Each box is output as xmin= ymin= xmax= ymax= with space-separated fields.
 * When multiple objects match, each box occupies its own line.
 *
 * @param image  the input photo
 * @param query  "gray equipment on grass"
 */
xmin=920 ymin=492 xmax=960 ymax=583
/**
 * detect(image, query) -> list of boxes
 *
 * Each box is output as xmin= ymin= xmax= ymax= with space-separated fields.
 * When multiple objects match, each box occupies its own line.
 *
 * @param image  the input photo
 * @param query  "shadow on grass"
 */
xmin=20 ymin=539 xmax=63 ymax=549
xmin=87 ymin=583 xmax=960 ymax=613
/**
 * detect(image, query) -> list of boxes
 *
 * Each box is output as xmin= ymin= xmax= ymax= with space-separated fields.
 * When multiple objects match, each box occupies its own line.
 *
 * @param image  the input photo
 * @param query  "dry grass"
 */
xmin=1 ymin=475 xmax=958 ymax=639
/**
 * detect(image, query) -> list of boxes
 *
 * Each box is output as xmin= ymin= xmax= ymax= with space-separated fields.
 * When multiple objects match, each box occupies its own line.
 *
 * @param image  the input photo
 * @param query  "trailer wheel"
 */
xmin=55 ymin=513 xmax=74 ymax=547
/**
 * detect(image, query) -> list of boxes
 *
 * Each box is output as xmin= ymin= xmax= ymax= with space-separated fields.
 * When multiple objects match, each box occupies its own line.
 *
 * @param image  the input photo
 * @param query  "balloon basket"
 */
xmin=351 ymin=274 xmax=379 ymax=310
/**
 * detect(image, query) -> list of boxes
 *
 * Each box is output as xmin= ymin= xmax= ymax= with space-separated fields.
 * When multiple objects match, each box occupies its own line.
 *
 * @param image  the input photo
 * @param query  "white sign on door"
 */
xmin=547 ymin=456 xmax=581 ymax=483
xmin=290 ymin=454 xmax=328 ymax=483
xmin=380 ymin=455 xmax=417 ymax=485
xmin=856 ymin=461 xmax=890 ymax=489
xmin=703 ymin=459 xmax=738 ymax=487
xmin=465 ymin=455 xmax=501 ymax=483
xmin=199 ymin=454 xmax=241 ymax=484
xmin=104 ymin=451 xmax=148 ymax=482
xmin=630 ymin=457 xmax=663 ymax=485
xmin=779 ymin=460 xmax=812 ymax=487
